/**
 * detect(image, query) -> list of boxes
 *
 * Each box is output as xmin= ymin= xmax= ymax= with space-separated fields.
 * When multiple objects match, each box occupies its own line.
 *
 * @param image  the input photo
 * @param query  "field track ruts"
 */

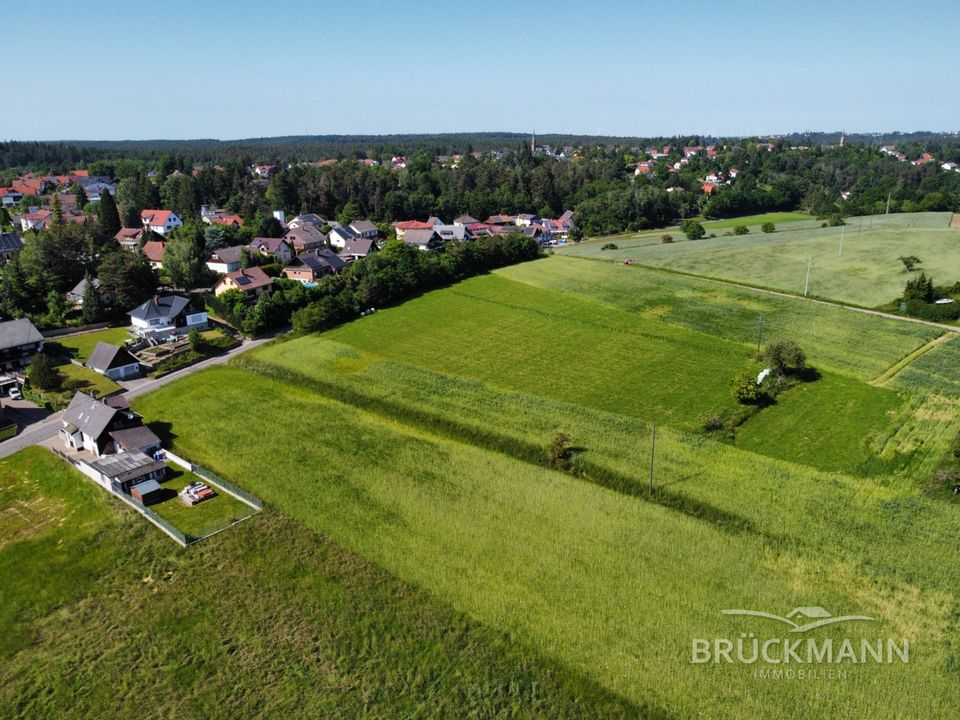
xmin=870 ymin=331 xmax=957 ymax=385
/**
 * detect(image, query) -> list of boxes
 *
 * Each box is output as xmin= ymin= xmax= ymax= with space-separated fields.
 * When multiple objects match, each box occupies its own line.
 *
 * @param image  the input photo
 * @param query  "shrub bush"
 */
xmin=761 ymin=222 xmax=775 ymax=233
xmin=733 ymin=225 xmax=749 ymax=235
xmin=601 ymin=243 xmax=618 ymax=251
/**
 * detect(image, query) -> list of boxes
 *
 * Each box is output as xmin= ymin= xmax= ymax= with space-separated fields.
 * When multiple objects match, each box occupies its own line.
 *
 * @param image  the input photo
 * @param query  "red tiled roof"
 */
xmin=115 ymin=227 xmax=142 ymax=242
xmin=392 ymin=220 xmax=433 ymax=230
xmin=216 ymin=266 xmax=273 ymax=293
xmin=141 ymin=209 xmax=173 ymax=226
xmin=211 ymin=214 xmax=244 ymax=227
xmin=141 ymin=241 xmax=166 ymax=263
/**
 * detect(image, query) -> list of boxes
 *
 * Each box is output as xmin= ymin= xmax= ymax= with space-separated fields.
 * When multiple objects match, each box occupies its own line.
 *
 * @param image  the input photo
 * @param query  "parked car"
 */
xmin=8 ymin=386 xmax=22 ymax=400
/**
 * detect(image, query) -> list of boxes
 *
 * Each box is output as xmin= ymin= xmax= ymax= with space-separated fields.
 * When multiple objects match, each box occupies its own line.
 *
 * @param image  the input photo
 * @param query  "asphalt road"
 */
xmin=0 ymin=333 xmax=278 ymax=461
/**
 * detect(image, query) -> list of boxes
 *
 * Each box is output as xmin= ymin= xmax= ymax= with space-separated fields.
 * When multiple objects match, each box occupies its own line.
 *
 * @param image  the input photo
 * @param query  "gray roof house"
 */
xmin=128 ymin=295 xmax=208 ymax=338
xmin=348 ymin=220 xmax=378 ymax=238
xmin=402 ymin=228 xmax=443 ymax=251
xmin=328 ymin=225 xmax=358 ymax=249
xmin=67 ymin=277 xmax=101 ymax=306
xmin=87 ymin=342 xmax=140 ymax=380
xmin=341 ymin=237 xmax=378 ymax=260
xmin=60 ymin=391 xmax=144 ymax=457
xmin=0 ymin=318 xmax=44 ymax=372
xmin=206 ymin=245 xmax=245 ymax=274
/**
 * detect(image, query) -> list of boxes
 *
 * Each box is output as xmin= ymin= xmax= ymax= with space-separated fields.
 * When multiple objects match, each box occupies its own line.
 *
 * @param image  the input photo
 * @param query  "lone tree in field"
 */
xmin=27 ymin=353 xmax=60 ymax=390
xmin=763 ymin=340 xmax=807 ymax=376
xmin=733 ymin=225 xmax=749 ymax=235
xmin=761 ymin=222 xmax=775 ymax=233
xmin=898 ymin=255 xmax=922 ymax=272
xmin=680 ymin=220 xmax=705 ymax=240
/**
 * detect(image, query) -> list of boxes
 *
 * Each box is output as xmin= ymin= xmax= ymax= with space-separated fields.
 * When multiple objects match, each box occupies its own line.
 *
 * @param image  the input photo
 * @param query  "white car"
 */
xmin=8 ymin=387 xmax=22 ymax=400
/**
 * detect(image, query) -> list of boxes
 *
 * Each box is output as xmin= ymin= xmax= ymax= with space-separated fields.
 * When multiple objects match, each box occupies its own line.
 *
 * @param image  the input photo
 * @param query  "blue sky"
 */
xmin=7 ymin=0 xmax=958 ymax=140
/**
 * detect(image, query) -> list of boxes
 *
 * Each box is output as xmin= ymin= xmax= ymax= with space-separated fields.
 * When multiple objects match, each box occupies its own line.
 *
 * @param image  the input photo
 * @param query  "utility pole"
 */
xmin=804 ymin=257 xmax=813 ymax=297
xmin=756 ymin=313 xmax=764 ymax=358
xmin=838 ymin=226 xmax=845 ymax=257
xmin=648 ymin=425 xmax=656 ymax=498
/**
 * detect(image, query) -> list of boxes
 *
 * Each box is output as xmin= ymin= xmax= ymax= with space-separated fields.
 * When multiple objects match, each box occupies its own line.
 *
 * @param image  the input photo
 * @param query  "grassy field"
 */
xmin=133 ymin=367 xmax=960 ymax=719
xmin=499 ymin=256 xmax=940 ymax=382
xmin=14 ymin=242 xmax=960 ymax=718
xmin=25 ymin=360 xmax=122 ymax=410
xmin=1 ymin=447 xmax=638 ymax=718
xmin=323 ymin=273 xmax=755 ymax=429
xmin=560 ymin=212 xmax=960 ymax=307
xmin=578 ymin=212 xmax=814 ymax=246
xmin=51 ymin=326 xmax=132 ymax=361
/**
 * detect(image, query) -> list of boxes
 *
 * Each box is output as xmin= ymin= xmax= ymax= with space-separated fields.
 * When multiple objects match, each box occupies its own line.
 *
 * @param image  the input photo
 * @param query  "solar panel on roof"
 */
xmin=235 ymin=276 xmax=251 ymax=285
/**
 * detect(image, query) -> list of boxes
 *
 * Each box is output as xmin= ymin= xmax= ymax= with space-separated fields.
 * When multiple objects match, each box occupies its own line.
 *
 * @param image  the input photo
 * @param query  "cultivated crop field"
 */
xmin=561 ymin=211 xmax=960 ymax=306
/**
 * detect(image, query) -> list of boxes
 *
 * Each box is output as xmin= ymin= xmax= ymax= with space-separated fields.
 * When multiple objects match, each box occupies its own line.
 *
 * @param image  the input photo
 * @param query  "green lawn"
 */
xmin=52 ymin=326 xmax=132 ymax=361
xmin=559 ymin=212 xmax=959 ymax=306
xmin=1 ymin=447 xmax=633 ymax=718
xmin=26 ymin=361 xmax=123 ymax=410
xmin=133 ymin=368 xmax=960 ymax=720
xmin=146 ymin=464 xmax=255 ymax=540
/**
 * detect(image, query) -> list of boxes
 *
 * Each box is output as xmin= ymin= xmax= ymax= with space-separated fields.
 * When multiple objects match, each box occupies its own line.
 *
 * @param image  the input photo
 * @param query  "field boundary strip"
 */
xmin=870 ymin=332 xmax=957 ymax=386
xmin=951 ymin=213 xmax=960 ymax=229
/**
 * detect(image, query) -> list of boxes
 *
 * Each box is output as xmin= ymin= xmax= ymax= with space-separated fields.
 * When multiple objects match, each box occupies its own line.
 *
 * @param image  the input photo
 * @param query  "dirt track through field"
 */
xmin=950 ymin=213 xmax=960 ymax=229
xmin=870 ymin=331 xmax=957 ymax=386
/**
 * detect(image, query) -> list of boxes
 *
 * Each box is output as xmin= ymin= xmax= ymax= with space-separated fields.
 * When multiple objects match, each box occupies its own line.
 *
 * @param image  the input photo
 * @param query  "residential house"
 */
xmin=141 ymin=240 xmax=166 ymax=269
xmin=912 ymin=153 xmax=936 ymax=166
xmin=128 ymin=295 xmax=208 ymax=338
xmin=434 ymin=224 xmax=469 ymax=242
xmin=341 ymin=237 xmax=378 ymax=260
xmin=348 ymin=219 xmax=378 ymax=239
xmin=392 ymin=219 xmax=433 ymax=240
xmin=66 ymin=277 xmax=101 ymax=307
xmin=280 ymin=250 xmax=344 ymax=284
xmin=87 ymin=342 xmax=140 ymax=380
xmin=205 ymin=245 xmax=245 ymax=274
xmin=209 ymin=213 xmax=244 ymax=228
xmin=140 ymin=209 xmax=183 ymax=236
xmin=0 ymin=231 xmax=23 ymax=263
xmin=213 ymin=266 xmax=274 ymax=299
xmin=60 ymin=391 xmax=149 ymax=457
xmin=248 ymin=237 xmax=294 ymax=263
xmin=286 ymin=213 xmax=330 ymax=229
xmin=401 ymin=228 xmax=443 ymax=251
xmin=702 ymin=182 xmax=716 ymax=194
xmin=254 ymin=164 xmax=279 ymax=178
xmin=328 ymin=225 xmax=358 ymax=249
xmin=453 ymin=215 xmax=479 ymax=226
xmin=0 ymin=187 xmax=24 ymax=206
xmin=283 ymin=223 xmax=327 ymax=253
xmin=486 ymin=214 xmax=514 ymax=226
xmin=114 ymin=227 xmax=143 ymax=250
xmin=942 ymin=162 xmax=959 ymax=172
xmin=0 ymin=318 xmax=44 ymax=372
xmin=514 ymin=214 xmax=542 ymax=228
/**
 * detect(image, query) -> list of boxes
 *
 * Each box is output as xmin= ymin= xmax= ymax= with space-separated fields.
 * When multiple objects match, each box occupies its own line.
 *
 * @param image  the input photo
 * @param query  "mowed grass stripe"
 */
xmin=133 ymin=368 xmax=960 ymax=720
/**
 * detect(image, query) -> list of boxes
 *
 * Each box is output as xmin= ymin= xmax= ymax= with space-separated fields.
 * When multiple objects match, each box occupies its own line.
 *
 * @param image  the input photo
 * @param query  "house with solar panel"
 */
xmin=212 ymin=266 xmax=274 ymax=300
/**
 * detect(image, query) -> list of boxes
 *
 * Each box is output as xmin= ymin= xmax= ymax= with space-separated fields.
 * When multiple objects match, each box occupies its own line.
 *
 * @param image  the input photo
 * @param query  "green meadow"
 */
xmin=561 ymin=211 xmax=960 ymax=307
xmin=133 ymin=368 xmax=960 ymax=720
xmin=11 ymin=235 xmax=960 ymax=718
xmin=0 ymin=448 xmax=637 ymax=719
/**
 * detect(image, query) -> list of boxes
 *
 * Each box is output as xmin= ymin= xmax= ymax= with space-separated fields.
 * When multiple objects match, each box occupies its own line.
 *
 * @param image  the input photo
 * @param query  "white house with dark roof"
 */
xmin=128 ymin=295 xmax=208 ymax=338
xmin=205 ymin=245 xmax=245 ymax=274
xmin=348 ymin=220 xmax=378 ymax=239
xmin=328 ymin=225 xmax=357 ymax=249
